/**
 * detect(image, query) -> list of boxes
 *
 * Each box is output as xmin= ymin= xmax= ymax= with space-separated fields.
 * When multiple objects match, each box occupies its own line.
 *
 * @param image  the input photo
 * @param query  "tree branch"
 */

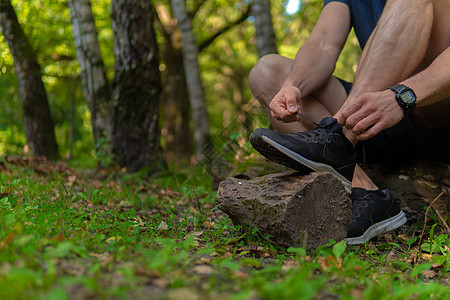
xmin=189 ymin=0 xmax=206 ymax=20
xmin=198 ymin=4 xmax=252 ymax=53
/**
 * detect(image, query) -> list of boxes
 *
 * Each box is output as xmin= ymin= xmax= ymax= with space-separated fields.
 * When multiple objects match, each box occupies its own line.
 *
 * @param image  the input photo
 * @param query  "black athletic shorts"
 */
xmin=337 ymin=78 xmax=450 ymax=164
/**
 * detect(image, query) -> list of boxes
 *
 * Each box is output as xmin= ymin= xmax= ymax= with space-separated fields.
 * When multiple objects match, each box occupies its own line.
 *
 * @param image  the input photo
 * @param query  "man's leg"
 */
xmin=249 ymin=53 xmax=401 ymax=245
xmin=336 ymin=0 xmax=450 ymax=141
xmin=249 ymin=54 xmax=348 ymax=133
xmin=249 ymin=54 xmax=379 ymax=190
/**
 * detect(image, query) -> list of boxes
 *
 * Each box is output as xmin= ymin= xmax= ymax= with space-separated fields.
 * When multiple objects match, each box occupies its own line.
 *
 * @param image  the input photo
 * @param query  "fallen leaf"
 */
xmin=282 ymin=260 xmax=298 ymax=272
xmin=52 ymin=234 xmax=66 ymax=242
xmin=398 ymin=175 xmax=409 ymax=181
xmin=235 ymin=271 xmax=248 ymax=279
xmin=157 ymin=221 xmax=169 ymax=231
xmin=139 ymin=185 xmax=149 ymax=193
xmin=385 ymin=250 xmax=397 ymax=262
xmin=0 ymin=232 xmax=15 ymax=250
xmin=167 ymin=288 xmax=199 ymax=300
xmin=422 ymin=269 xmax=438 ymax=279
xmin=199 ymin=257 xmax=212 ymax=264
xmin=57 ymin=260 xmax=85 ymax=277
xmin=105 ymin=236 xmax=122 ymax=243
xmin=382 ymin=233 xmax=393 ymax=243
xmin=89 ymin=252 xmax=113 ymax=266
xmin=152 ymin=278 xmax=168 ymax=289
xmin=350 ymin=286 xmax=364 ymax=300
xmin=203 ymin=221 xmax=215 ymax=228
xmin=67 ymin=175 xmax=77 ymax=187
xmin=421 ymin=254 xmax=432 ymax=262
xmin=192 ymin=265 xmax=213 ymax=276
xmin=0 ymin=262 xmax=11 ymax=275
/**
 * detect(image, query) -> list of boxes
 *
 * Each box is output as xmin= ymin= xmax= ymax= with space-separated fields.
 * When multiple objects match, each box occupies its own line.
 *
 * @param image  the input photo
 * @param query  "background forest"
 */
xmin=0 ymin=0 xmax=360 ymax=175
xmin=1 ymin=1 xmax=449 ymax=299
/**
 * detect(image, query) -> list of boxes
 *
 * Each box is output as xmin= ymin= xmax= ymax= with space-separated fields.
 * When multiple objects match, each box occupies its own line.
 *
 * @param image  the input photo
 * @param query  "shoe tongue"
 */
xmin=318 ymin=117 xmax=341 ymax=133
xmin=351 ymin=187 xmax=369 ymax=199
xmin=351 ymin=188 xmax=386 ymax=199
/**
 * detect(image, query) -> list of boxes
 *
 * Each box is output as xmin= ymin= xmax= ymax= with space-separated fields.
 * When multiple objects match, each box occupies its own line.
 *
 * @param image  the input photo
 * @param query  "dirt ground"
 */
xmin=361 ymin=161 xmax=449 ymax=227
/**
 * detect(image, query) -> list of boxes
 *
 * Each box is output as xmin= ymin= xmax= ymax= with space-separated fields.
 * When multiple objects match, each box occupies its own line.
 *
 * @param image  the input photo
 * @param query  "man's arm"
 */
xmin=404 ymin=46 xmax=450 ymax=108
xmin=269 ymin=2 xmax=351 ymax=122
xmin=339 ymin=46 xmax=450 ymax=141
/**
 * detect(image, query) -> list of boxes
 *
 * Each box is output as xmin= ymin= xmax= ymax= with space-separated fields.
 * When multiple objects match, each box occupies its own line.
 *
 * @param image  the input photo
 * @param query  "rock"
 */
xmin=216 ymin=172 xmax=352 ymax=249
xmin=361 ymin=161 xmax=449 ymax=222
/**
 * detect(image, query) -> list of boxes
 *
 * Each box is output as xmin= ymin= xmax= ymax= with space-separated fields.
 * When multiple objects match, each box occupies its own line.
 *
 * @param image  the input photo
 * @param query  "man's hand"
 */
xmin=269 ymin=86 xmax=302 ymax=123
xmin=337 ymin=90 xmax=404 ymax=140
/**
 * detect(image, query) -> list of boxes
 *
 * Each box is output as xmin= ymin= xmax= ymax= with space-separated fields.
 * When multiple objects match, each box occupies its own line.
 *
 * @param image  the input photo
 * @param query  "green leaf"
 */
xmin=220 ymin=259 xmax=241 ymax=272
xmin=287 ymin=247 xmax=306 ymax=258
xmin=430 ymin=255 xmax=446 ymax=267
xmin=410 ymin=262 xmax=432 ymax=278
xmin=407 ymin=237 xmax=417 ymax=247
xmin=389 ymin=242 xmax=401 ymax=249
xmin=391 ymin=260 xmax=410 ymax=271
xmin=45 ymin=241 xmax=73 ymax=258
xmin=332 ymin=240 xmax=347 ymax=259
xmin=421 ymin=243 xmax=432 ymax=253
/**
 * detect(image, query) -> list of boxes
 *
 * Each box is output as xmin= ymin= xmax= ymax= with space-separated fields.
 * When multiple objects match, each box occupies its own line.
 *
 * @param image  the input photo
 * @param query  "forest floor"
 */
xmin=0 ymin=155 xmax=449 ymax=300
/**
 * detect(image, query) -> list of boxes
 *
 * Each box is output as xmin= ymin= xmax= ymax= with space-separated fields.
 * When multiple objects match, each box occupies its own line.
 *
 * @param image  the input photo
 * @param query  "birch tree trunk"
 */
xmin=111 ymin=0 xmax=166 ymax=173
xmin=170 ymin=0 xmax=211 ymax=158
xmin=67 ymin=0 xmax=113 ymax=152
xmin=252 ymin=0 xmax=278 ymax=57
xmin=0 ymin=0 xmax=59 ymax=160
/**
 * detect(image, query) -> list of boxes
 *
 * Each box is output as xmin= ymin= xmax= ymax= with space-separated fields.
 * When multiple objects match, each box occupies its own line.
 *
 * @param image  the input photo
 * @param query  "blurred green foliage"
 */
xmin=0 ymin=0 xmax=359 ymax=168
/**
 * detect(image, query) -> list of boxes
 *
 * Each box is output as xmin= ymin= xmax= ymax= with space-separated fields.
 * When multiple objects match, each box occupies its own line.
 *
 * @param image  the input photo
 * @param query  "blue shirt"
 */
xmin=323 ymin=0 xmax=385 ymax=49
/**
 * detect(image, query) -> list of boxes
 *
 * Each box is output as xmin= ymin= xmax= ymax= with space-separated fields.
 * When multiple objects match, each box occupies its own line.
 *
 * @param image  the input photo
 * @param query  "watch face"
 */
xmin=400 ymin=90 xmax=416 ymax=104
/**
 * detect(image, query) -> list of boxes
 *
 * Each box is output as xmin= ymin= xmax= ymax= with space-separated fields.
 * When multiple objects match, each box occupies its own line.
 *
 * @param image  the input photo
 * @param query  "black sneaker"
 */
xmin=250 ymin=117 xmax=355 ymax=191
xmin=345 ymin=188 xmax=407 ymax=245
xmin=249 ymin=127 xmax=311 ymax=174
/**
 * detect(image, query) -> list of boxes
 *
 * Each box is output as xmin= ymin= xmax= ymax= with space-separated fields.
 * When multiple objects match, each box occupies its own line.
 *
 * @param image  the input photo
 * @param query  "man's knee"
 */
xmin=249 ymin=54 xmax=279 ymax=88
xmin=249 ymin=54 xmax=290 ymax=101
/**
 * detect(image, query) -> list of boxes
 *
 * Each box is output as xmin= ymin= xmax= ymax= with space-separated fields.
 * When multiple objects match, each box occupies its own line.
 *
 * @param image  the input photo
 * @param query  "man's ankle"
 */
xmin=342 ymin=127 xmax=358 ymax=146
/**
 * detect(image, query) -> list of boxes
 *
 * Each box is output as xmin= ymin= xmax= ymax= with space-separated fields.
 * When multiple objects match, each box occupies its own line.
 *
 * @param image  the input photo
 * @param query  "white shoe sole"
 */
xmin=345 ymin=210 xmax=407 ymax=245
xmin=262 ymin=135 xmax=352 ymax=192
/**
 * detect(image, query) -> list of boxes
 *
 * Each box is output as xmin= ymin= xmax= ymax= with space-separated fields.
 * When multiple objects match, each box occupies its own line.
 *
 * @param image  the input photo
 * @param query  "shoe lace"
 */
xmin=290 ymin=127 xmax=335 ymax=144
xmin=296 ymin=112 xmax=318 ymax=126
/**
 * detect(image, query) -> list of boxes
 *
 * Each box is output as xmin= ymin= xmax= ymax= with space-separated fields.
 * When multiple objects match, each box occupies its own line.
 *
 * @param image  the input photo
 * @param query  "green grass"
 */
xmin=0 ymin=158 xmax=448 ymax=299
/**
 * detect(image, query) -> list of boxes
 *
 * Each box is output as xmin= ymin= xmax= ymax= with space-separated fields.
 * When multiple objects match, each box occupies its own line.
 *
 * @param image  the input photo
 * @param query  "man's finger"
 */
xmin=286 ymin=98 xmax=298 ymax=113
xmin=350 ymin=114 xmax=377 ymax=134
xmin=356 ymin=123 xmax=384 ymax=141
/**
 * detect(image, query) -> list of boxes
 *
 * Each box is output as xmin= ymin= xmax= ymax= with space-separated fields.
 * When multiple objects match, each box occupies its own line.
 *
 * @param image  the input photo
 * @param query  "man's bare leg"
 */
xmin=249 ymin=54 xmax=348 ymax=133
xmin=249 ymin=54 xmax=378 ymax=190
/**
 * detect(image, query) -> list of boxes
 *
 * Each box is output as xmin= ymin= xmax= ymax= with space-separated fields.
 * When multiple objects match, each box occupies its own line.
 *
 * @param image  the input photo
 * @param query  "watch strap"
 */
xmin=389 ymin=84 xmax=416 ymax=115
xmin=389 ymin=84 xmax=408 ymax=94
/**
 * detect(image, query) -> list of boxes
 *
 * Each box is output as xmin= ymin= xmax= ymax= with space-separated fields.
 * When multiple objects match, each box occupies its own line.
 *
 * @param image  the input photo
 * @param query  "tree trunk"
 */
xmin=0 ymin=0 xmax=59 ymax=160
xmin=252 ymin=0 xmax=278 ymax=57
xmin=162 ymin=44 xmax=192 ymax=161
xmin=67 ymin=0 xmax=113 ymax=152
xmin=170 ymin=0 xmax=211 ymax=158
xmin=155 ymin=2 xmax=193 ymax=161
xmin=110 ymin=0 xmax=166 ymax=173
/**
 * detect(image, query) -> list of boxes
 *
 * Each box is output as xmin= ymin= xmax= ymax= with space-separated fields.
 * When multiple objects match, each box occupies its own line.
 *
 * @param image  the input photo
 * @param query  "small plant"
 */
xmin=420 ymin=224 xmax=449 ymax=254
xmin=95 ymin=137 xmax=115 ymax=167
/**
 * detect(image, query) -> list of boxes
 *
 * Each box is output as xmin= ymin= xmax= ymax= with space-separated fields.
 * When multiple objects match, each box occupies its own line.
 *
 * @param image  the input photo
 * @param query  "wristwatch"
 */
xmin=389 ymin=84 xmax=417 ymax=115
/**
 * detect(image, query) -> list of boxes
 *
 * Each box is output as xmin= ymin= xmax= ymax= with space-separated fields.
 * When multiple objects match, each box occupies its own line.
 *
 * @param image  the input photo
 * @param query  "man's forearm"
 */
xmin=281 ymin=2 xmax=351 ymax=98
xmin=401 ymin=47 xmax=450 ymax=107
xmin=282 ymin=42 xmax=339 ymax=97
